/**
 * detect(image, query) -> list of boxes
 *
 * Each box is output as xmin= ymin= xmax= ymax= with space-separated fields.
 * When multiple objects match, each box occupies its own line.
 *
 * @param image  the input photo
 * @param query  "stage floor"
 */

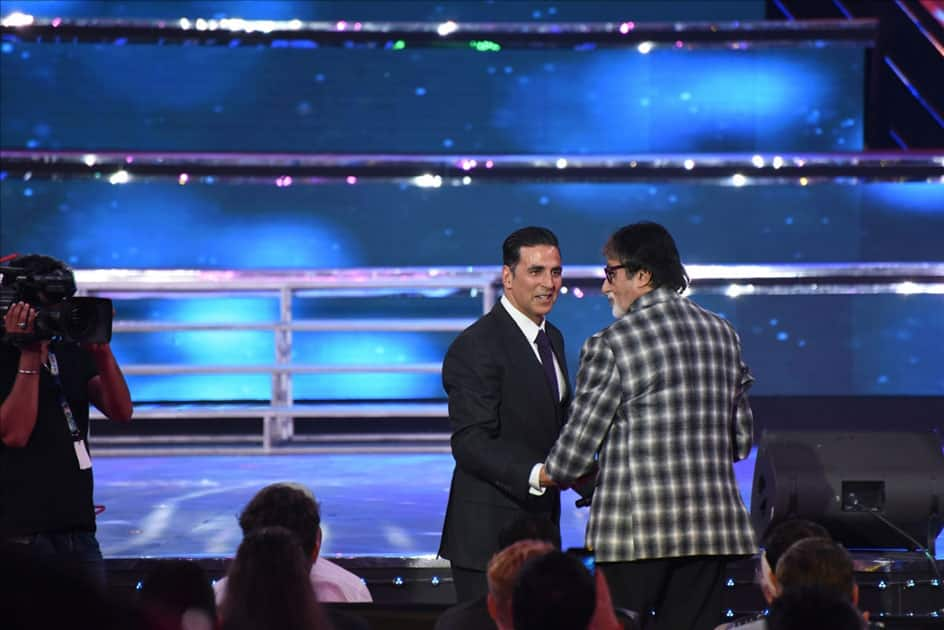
xmin=92 ymin=449 xmax=944 ymax=561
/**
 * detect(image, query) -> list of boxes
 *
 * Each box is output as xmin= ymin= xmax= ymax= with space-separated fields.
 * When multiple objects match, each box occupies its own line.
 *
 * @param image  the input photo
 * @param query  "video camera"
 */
xmin=0 ymin=262 xmax=113 ymax=344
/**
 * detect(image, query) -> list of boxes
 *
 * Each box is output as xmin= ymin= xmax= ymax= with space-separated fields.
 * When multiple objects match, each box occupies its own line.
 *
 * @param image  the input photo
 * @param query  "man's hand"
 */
xmin=3 ymin=301 xmax=47 ymax=355
xmin=538 ymin=464 xmax=559 ymax=488
xmin=3 ymin=301 xmax=37 ymax=335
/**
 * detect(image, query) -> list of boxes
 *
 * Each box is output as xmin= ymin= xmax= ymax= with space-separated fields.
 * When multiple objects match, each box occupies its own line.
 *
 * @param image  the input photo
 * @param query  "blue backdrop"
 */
xmin=1 ymin=0 xmax=942 ymax=401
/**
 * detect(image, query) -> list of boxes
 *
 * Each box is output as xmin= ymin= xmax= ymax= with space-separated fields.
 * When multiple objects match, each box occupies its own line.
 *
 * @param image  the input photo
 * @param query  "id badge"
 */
xmin=74 ymin=439 xmax=92 ymax=470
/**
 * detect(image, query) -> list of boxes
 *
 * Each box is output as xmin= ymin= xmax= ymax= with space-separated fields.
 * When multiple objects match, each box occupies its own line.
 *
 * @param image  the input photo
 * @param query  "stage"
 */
xmin=93 ymin=449 xmax=944 ymax=621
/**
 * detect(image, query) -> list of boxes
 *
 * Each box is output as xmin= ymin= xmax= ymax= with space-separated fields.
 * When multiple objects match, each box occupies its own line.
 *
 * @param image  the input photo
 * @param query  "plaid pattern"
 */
xmin=545 ymin=287 xmax=756 ymax=562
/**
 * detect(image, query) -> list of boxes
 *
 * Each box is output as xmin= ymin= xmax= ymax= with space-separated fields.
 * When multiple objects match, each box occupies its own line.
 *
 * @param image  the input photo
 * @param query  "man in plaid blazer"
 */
xmin=539 ymin=222 xmax=756 ymax=630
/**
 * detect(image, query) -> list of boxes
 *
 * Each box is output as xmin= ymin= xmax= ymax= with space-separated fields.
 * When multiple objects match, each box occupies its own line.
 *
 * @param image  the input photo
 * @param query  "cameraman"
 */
xmin=0 ymin=255 xmax=132 ymax=585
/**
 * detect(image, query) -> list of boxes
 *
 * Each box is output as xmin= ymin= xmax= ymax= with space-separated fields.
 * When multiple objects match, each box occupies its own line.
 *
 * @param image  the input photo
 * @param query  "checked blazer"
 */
xmin=544 ymin=287 xmax=756 ymax=562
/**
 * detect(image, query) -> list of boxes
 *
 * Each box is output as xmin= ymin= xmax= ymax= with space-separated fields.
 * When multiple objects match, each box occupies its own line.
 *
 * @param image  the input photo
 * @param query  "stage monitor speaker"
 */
xmin=750 ymin=431 xmax=944 ymax=553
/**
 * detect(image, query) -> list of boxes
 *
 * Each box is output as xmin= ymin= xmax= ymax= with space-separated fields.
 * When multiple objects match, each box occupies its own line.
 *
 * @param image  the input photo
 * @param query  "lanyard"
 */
xmin=46 ymin=349 xmax=82 ymax=441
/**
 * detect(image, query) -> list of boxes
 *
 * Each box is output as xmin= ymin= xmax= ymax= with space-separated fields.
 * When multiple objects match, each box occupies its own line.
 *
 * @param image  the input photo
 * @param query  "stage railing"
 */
xmin=81 ymin=263 xmax=944 ymax=454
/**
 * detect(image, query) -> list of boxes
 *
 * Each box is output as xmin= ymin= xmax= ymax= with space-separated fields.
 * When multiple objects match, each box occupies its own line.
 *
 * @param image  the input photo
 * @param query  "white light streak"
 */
xmin=2 ymin=12 xmax=34 ymax=27
xmin=413 ymin=174 xmax=443 ymax=188
xmin=437 ymin=21 xmax=458 ymax=36
xmin=108 ymin=170 xmax=131 ymax=185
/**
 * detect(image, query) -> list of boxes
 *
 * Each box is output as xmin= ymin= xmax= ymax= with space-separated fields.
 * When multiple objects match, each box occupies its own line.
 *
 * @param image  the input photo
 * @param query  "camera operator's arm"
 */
xmin=86 ymin=343 xmax=133 ymax=423
xmin=0 ymin=302 xmax=47 ymax=447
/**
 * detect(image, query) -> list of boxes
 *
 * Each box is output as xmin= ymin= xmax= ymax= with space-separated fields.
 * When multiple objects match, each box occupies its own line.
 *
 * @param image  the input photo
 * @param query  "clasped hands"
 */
xmin=538 ymin=463 xmax=598 ymax=489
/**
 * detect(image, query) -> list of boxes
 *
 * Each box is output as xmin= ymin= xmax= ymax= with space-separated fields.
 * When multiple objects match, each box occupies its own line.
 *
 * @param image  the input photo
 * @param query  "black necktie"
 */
xmin=535 ymin=329 xmax=560 ymax=401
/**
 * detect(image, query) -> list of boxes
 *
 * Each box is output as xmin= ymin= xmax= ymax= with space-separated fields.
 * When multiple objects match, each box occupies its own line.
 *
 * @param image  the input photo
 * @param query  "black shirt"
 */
xmin=0 ymin=340 xmax=98 ymax=537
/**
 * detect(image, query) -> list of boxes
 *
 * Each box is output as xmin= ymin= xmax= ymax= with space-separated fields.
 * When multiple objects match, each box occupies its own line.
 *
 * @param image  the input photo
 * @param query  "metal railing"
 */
xmin=79 ymin=262 xmax=944 ymax=454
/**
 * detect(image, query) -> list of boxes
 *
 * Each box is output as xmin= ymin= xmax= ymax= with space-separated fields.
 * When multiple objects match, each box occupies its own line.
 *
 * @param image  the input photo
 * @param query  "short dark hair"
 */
xmin=238 ymin=483 xmax=321 ymax=557
xmin=603 ymin=221 xmax=689 ymax=293
xmin=502 ymin=226 xmax=559 ymax=269
xmin=761 ymin=518 xmax=831 ymax=574
xmin=498 ymin=514 xmax=561 ymax=550
xmin=776 ymin=537 xmax=856 ymax=601
xmin=768 ymin=585 xmax=865 ymax=630
xmin=512 ymin=550 xmax=595 ymax=630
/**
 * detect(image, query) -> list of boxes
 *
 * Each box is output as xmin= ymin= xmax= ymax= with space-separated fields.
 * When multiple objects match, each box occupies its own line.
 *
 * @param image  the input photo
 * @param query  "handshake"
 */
xmin=538 ymin=463 xmax=598 ymax=507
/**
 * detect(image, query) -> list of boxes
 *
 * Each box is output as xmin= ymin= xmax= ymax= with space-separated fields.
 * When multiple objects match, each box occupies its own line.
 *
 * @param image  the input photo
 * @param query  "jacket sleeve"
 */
xmin=444 ymin=332 xmax=538 ymax=502
xmin=732 ymin=352 xmax=755 ymax=462
xmin=545 ymin=333 xmax=620 ymax=484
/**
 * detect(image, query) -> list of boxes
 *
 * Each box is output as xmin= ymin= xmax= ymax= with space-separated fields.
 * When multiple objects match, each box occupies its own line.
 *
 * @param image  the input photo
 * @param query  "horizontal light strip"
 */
xmin=112 ymin=318 xmax=475 ymax=333
xmin=70 ymin=263 xmax=944 ymax=292
xmin=0 ymin=15 xmax=878 ymax=49
xmin=119 ymin=363 xmax=444 ymax=375
xmin=4 ymin=150 xmax=943 ymax=184
xmin=91 ymin=402 xmax=449 ymax=419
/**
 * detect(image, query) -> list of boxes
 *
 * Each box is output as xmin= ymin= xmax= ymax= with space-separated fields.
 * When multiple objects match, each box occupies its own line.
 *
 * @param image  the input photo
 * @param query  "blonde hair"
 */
xmin=486 ymin=539 xmax=555 ymax=606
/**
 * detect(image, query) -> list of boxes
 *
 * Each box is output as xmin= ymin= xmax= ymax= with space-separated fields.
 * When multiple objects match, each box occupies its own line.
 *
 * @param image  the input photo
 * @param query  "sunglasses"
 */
xmin=603 ymin=264 xmax=626 ymax=283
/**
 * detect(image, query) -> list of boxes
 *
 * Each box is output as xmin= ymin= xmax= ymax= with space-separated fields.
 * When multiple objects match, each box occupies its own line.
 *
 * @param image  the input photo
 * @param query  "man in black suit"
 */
xmin=439 ymin=226 xmax=569 ymax=602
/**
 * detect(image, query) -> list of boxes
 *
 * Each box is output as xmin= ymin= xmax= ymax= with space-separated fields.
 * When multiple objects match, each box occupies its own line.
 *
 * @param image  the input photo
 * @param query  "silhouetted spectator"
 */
xmin=716 ymin=518 xmax=831 ymax=629
xmin=732 ymin=537 xmax=877 ymax=630
xmin=139 ymin=559 xmax=216 ymax=630
xmin=512 ymin=550 xmax=596 ymax=630
xmin=218 ymin=526 xmax=332 ymax=630
xmin=436 ymin=514 xmax=560 ymax=630
xmin=486 ymin=539 xmax=556 ymax=630
xmin=0 ymin=541 xmax=142 ymax=630
xmin=215 ymin=482 xmax=371 ymax=605
xmin=767 ymin=585 xmax=865 ymax=630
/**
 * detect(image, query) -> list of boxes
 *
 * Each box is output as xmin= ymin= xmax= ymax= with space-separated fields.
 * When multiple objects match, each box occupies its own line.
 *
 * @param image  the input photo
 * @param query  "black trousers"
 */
xmin=450 ymin=565 xmax=489 ymax=603
xmin=599 ymin=556 xmax=740 ymax=630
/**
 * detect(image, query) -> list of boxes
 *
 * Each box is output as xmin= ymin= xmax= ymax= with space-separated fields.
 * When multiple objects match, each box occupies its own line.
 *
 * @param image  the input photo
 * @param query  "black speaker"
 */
xmin=750 ymin=431 xmax=944 ymax=553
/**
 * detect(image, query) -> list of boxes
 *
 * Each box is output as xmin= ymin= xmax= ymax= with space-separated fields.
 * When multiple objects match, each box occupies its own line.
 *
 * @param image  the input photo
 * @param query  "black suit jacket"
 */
xmin=439 ymin=302 xmax=569 ymax=571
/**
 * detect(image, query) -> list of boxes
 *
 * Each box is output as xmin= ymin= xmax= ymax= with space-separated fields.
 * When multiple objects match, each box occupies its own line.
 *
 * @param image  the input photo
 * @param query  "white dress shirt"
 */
xmin=214 ymin=556 xmax=372 ymax=605
xmin=500 ymin=295 xmax=566 ymax=496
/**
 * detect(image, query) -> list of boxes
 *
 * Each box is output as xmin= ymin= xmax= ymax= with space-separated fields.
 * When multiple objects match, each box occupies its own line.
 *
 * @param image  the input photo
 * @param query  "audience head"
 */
xmin=238 ymin=482 xmax=321 ymax=561
xmin=497 ymin=513 xmax=561 ymax=550
xmin=138 ymin=559 xmax=216 ymax=630
xmin=775 ymin=537 xmax=858 ymax=605
xmin=759 ymin=518 xmax=832 ymax=602
xmin=486 ymin=539 xmax=555 ymax=630
xmin=767 ymin=585 xmax=865 ymax=630
xmin=219 ymin=526 xmax=328 ymax=630
xmin=512 ymin=550 xmax=596 ymax=630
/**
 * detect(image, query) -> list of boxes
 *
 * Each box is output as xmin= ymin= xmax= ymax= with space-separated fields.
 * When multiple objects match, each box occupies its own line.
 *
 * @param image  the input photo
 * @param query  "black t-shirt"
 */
xmin=0 ymin=340 xmax=99 ymax=536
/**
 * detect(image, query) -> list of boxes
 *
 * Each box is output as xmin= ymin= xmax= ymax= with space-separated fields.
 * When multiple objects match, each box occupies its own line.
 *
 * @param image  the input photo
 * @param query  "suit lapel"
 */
xmin=491 ymin=304 xmax=565 ymax=418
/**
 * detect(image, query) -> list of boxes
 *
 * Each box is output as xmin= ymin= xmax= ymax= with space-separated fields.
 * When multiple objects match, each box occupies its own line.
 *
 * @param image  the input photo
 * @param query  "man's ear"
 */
xmin=760 ymin=556 xmax=779 ymax=603
xmin=501 ymin=264 xmax=514 ymax=289
xmin=311 ymin=526 xmax=323 ymax=562
xmin=486 ymin=592 xmax=499 ymax=622
xmin=636 ymin=269 xmax=653 ymax=287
